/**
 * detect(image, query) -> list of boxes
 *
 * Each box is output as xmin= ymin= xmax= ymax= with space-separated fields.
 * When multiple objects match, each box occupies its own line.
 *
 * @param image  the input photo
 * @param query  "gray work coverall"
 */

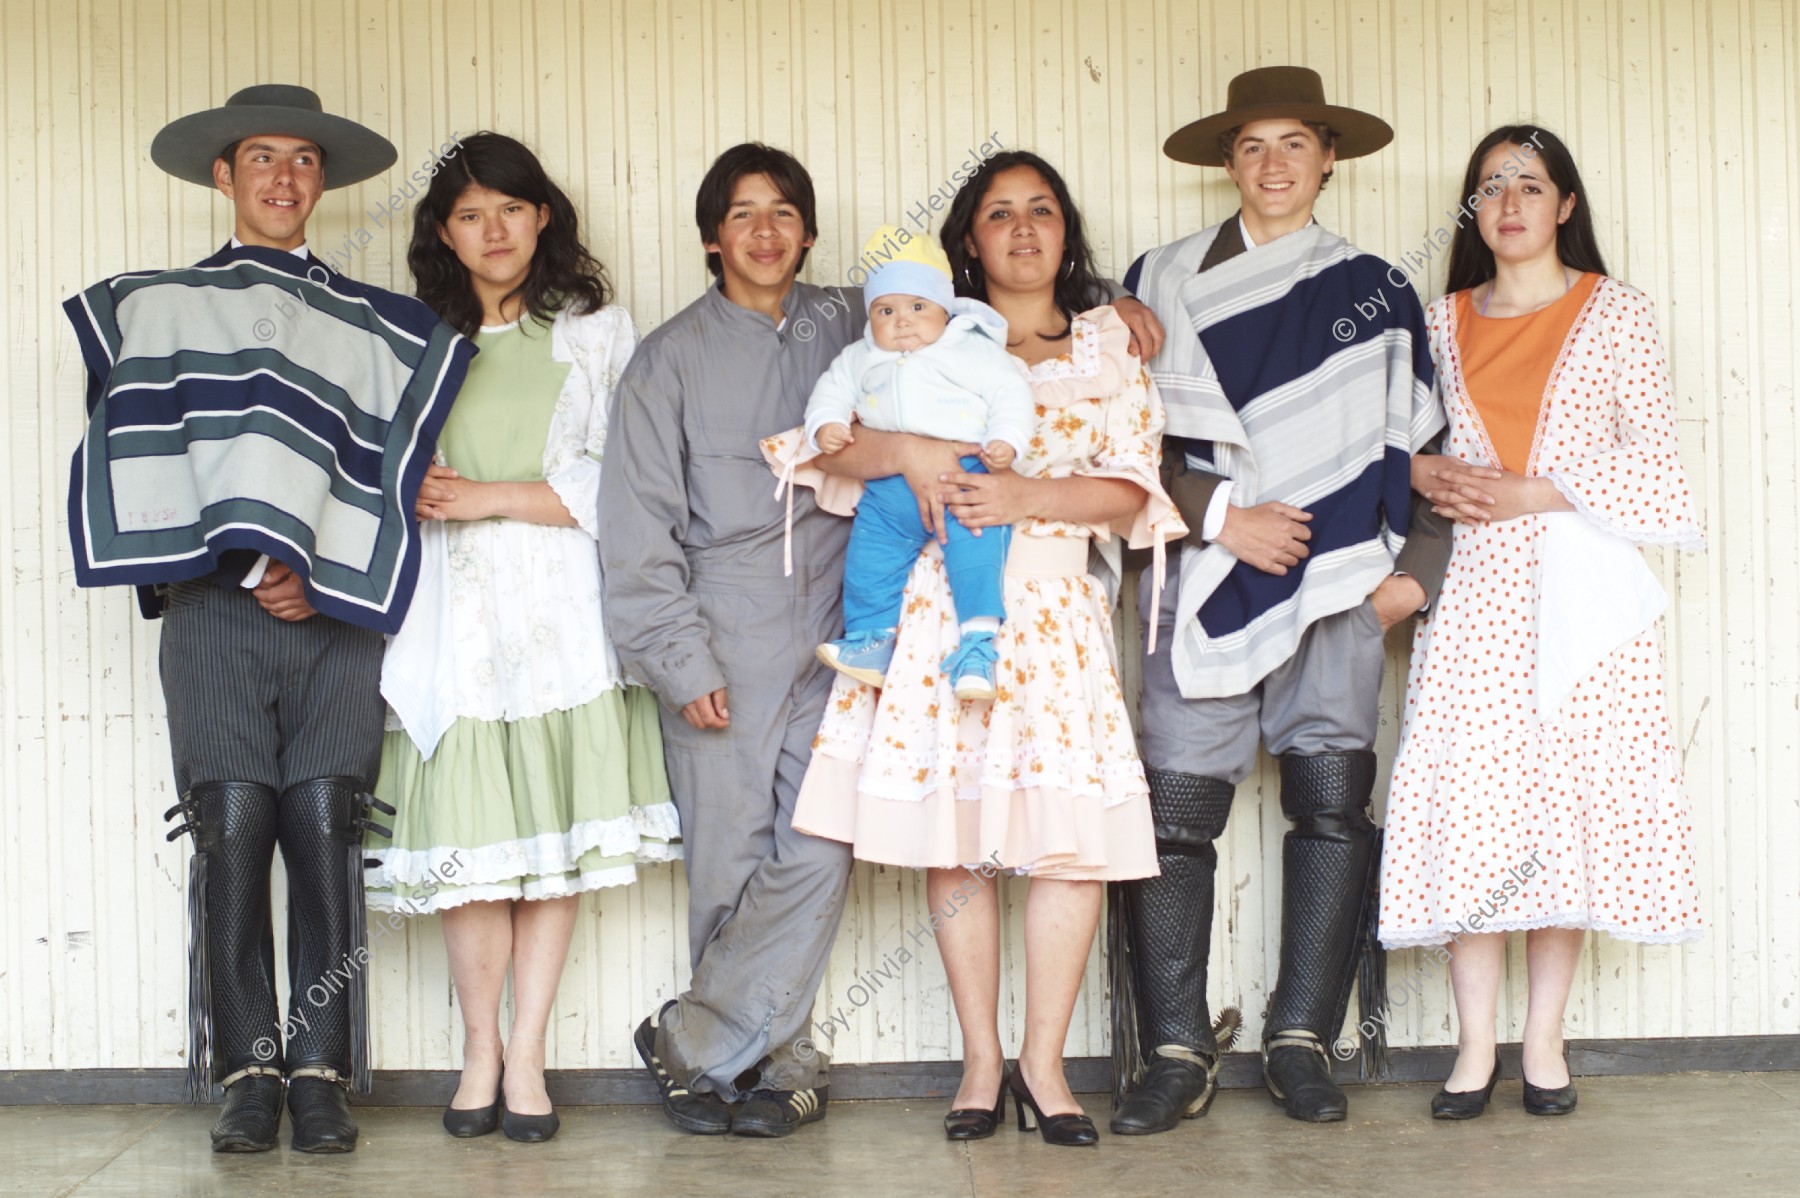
xmin=600 ymin=280 xmax=862 ymax=1097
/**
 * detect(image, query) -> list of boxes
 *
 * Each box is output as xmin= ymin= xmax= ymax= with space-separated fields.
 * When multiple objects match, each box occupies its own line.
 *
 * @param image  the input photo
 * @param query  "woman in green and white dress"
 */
xmin=367 ymin=132 xmax=676 ymax=1142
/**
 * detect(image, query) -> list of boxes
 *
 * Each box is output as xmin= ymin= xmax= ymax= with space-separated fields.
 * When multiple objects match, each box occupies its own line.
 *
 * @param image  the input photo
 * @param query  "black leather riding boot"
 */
xmin=276 ymin=776 xmax=389 ymax=1153
xmin=165 ymin=780 xmax=285 ymax=1151
xmin=1110 ymin=771 xmax=1238 ymax=1135
xmin=1262 ymin=750 xmax=1381 ymax=1123
xmin=211 ymin=1074 xmax=286 ymax=1152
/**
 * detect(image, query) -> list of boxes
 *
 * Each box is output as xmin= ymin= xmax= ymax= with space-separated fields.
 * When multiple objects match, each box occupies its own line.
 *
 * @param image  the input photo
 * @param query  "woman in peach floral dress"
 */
xmin=1380 ymin=127 xmax=1703 ymax=1120
xmin=768 ymin=152 xmax=1184 ymax=1146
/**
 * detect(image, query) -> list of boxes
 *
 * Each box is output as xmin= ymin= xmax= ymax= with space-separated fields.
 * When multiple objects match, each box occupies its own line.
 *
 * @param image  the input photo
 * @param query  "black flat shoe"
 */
xmin=1523 ymin=1052 xmax=1578 ymax=1116
xmin=502 ymin=1105 xmax=561 ymax=1142
xmin=634 ymin=1004 xmax=733 ymax=1135
xmin=443 ymin=1066 xmax=503 ymax=1138
xmin=1008 ymin=1065 xmax=1097 ymax=1147
xmin=287 ymin=1075 xmax=358 ymax=1153
xmin=1263 ymin=1032 xmax=1347 ymax=1123
xmin=1430 ymin=1052 xmax=1502 ymax=1120
xmin=499 ymin=1050 xmax=561 ymax=1142
xmin=944 ymin=1064 xmax=1010 ymax=1141
xmin=732 ymin=1086 xmax=828 ymax=1137
xmin=210 ymin=1073 xmax=284 ymax=1152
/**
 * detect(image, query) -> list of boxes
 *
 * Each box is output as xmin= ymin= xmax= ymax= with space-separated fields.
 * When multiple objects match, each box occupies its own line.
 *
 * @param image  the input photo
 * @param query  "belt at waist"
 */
xmin=1004 ymin=534 xmax=1090 ymax=579
xmin=688 ymin=564 xmax=842 ymax=592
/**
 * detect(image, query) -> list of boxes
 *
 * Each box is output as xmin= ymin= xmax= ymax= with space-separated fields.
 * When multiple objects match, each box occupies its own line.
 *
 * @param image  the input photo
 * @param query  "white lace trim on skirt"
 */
xmin=366 ymin=802 xmax=682 ymax=891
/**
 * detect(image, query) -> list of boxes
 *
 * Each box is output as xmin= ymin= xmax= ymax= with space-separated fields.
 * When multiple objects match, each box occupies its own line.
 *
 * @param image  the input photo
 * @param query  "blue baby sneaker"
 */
xmin=817 ymin=629 xmax=899 ymax=688
xmin=942 ymin=631 xmax=999 ymax=701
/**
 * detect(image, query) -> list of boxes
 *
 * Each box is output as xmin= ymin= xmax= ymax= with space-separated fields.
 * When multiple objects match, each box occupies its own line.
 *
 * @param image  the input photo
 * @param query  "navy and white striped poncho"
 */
xmin=1128 ymin=221 xmax=1443 ymax=698
xmin=64 ymin=243 xmax=474 ymax=634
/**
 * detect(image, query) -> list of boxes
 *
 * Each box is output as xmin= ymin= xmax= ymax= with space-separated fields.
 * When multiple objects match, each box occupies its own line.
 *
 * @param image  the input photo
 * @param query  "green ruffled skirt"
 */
xmin=365 ymin=684 xmax=677 ymax=913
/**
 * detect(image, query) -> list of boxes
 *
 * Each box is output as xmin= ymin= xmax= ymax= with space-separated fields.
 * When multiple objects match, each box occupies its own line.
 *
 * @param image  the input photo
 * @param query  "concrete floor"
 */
xmin=4 ymin=1071 xmax=1795 ymax=1198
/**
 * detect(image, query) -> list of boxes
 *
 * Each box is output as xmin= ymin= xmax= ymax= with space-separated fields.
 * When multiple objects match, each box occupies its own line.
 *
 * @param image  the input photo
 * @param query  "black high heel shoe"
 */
xmin=1523 ymin=1048 xmax=1577 ymax=1116
xmin=1429 ymin=1051 xmax=1501 ymax=1120
xmin=442 ymin=1065 xmax=503 ymax=1138
xmin=944 ymin=1063 xmax=1011 ymax=1141
xmin=1008 ymin=1065 xmax=1098 ymax=1147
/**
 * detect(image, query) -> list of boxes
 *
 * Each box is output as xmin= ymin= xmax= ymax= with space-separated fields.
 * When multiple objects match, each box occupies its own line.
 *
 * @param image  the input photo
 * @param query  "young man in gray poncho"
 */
xmin=66 ymin=86 xmax=471 ymax=1153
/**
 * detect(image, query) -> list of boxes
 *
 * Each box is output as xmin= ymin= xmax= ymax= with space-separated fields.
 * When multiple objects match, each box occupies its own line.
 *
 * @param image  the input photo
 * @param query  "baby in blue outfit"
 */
xmin=808 ymin=225 xmax=1034 ymax=700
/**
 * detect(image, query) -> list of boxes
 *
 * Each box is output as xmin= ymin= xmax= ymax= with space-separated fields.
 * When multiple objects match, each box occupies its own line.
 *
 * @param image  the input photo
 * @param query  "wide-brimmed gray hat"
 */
xmin=150 ymin=84 xmax=397 ymax=189
xmin=1163 ymin=66 xmax=1393 ymax=167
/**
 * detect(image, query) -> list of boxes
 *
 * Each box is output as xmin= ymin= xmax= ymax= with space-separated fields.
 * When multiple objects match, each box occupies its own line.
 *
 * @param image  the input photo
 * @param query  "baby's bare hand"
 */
xmin=980 ymin=441 xmax=1015 ymax=470
xmin=816 ymin=423 xmax=854 ymax=454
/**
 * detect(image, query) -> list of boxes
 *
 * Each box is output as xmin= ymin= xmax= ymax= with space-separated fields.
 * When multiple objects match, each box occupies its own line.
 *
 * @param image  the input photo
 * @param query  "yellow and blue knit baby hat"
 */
xmin=860 ymin=224 xmax=956 ymax=313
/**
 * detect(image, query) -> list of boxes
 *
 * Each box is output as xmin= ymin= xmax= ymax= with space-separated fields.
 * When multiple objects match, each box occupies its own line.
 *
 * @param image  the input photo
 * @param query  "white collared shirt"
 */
xmin=229 ymin=236 xmax=310 ymax=259
xmin=1236 ymin=213 xmax=1317 ymax=250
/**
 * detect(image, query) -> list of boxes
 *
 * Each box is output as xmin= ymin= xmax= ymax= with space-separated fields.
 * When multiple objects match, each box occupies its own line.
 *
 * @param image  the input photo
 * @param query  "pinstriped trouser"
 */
xmin=157 ymin=577 xmax=384 ymax=1081
xmin=157 ymin=579 xmax=385 ymax=794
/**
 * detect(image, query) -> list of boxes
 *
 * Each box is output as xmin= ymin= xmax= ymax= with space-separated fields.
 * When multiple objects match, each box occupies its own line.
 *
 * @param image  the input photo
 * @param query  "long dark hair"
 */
xmin=940 ymin=150 xmax=1111 ymax=339
xmin=1444 ymin=125 xmax=1609 ymax=294
xmin=409 ymin=131 xmax=612 ymax=336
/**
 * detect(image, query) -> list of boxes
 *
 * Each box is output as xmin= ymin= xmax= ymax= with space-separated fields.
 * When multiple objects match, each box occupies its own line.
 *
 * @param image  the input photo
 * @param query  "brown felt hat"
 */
xmin=1163 ymin=66 xmax=1393 ymax=167
xmin=151 ymin=84 xmax=397 ymax=189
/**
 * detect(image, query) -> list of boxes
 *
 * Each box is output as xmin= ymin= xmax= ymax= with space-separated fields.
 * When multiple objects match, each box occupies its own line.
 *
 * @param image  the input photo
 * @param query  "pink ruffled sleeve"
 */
xmin=1064 ymin=307 xmax=1189 ymax=650
xmin=760 ymin=427 xmax=867 ymax=576
xmin=1087 ymin=335 xmax=1185 ymax=549
xmin=760 ymin=427 xmax=865 ymax=517
xmin=1017 ymin=306 xmax=1186 ymax=548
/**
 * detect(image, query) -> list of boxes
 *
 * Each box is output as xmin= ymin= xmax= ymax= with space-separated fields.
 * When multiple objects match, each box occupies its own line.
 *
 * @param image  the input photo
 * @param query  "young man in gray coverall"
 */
xmin=599 ymin=144 xmax=861 ymax=1138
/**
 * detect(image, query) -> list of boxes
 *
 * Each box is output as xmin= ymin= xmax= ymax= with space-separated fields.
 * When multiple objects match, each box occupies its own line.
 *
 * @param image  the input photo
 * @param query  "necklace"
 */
xmin=1480 ymin=266 xmax=1573 ymax=317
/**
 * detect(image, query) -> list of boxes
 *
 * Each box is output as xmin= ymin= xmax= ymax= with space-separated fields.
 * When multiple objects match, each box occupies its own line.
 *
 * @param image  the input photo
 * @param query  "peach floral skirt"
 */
xmin=793 ymin=535 xmax=1157 ymax=882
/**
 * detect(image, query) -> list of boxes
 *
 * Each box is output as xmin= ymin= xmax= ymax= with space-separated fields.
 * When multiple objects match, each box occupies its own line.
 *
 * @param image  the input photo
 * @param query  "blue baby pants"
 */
xmin=842 ymin=456 xmax=1010 ymax=634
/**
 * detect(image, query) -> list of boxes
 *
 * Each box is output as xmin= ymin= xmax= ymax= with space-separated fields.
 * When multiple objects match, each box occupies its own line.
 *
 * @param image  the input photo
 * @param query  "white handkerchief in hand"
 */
xmin=1535 ymin=511 xmax=1667 ymax=717
xmin=380 ymin=518 xmax=457 ymax=761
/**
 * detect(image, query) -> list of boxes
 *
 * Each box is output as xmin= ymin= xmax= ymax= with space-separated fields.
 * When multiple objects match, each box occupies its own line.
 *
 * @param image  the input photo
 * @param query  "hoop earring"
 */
xmin=963 ymin=264 xmax=978 ymax=288
xmin=1062 ymin=256 xmax=1075 ymax=280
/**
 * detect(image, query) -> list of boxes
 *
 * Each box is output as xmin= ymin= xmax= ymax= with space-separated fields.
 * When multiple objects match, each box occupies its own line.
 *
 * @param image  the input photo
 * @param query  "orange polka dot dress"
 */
xmin=1378 ymin=276 xmax=1705 ymax=948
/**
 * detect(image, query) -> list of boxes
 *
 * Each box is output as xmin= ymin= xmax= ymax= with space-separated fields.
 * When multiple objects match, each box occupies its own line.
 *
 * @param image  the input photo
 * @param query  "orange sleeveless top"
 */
xmin=1453 ymin=272 xmax=1600 ymax=473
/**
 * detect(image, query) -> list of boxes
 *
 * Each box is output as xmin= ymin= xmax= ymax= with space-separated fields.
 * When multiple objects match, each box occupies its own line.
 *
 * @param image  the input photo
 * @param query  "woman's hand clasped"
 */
xmin=1414 ymin=454 xmax=1569 ymax=523
xmin=415 ymin=463 xmax=492 ymax=522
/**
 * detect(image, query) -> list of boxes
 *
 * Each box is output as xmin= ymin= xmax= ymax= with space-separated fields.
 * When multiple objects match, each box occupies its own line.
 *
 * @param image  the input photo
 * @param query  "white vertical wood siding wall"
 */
xmin=2 ymin=0 xmax=1794 ymax=1076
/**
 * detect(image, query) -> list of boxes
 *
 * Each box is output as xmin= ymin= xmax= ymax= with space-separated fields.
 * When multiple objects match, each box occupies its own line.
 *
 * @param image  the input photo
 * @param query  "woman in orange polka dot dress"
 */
xmin=1377 ymin=126 xmax=1703 ymax=1119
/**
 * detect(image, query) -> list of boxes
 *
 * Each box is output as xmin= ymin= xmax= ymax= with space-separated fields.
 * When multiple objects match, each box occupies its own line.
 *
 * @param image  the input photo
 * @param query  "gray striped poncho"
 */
xmin=1128 ymin=221 xmax=1443 ymax=698
xmin=65 ymin=243 xmax=473 ymax=634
